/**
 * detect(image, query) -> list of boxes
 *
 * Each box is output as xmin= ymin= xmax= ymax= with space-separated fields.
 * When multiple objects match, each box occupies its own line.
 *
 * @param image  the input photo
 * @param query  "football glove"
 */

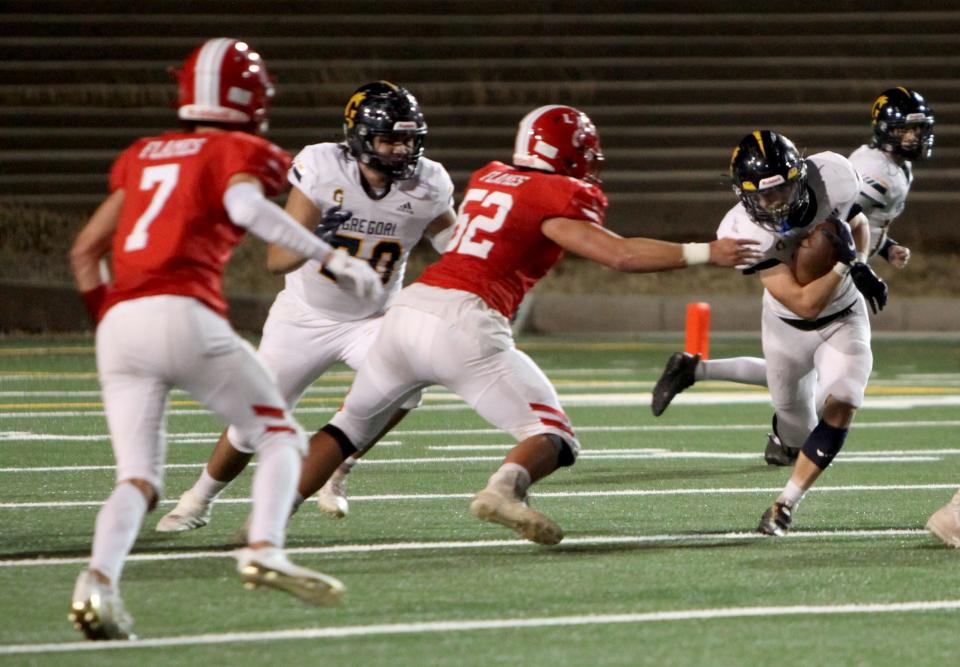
xmin=323 ymin=250 xmax=384 ymax=301
xmin=819 ymin=220 xmax=857 ymax=265
xmin=849 ymin=261 xmax=888 ymax=314
xmin=314 ymin=205 xmax=352 ymax=243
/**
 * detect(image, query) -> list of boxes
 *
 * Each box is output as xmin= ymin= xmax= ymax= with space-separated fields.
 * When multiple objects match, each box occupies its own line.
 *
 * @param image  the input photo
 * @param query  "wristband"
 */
xmin=682 ymin=242 xmax=711 ymax=266
xmin=831 ymin=262 xmax=850 ymax=278
xmin=877 ymin=236 xmax=897 ymax=262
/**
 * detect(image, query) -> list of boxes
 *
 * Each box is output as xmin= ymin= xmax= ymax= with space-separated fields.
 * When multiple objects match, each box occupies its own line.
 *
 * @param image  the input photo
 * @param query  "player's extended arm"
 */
xmin=425 ymin=208 xmax=456 ymax=253
xmin=540 ymin=216 xmax=760 ymax=271
xmin=759 ymin=263 xmax=844 ymax=321
xmin=224 ymin=174 xmax=383 ymax=300
xmin=69 ymin=189 xmax=123 ymax=321
xmin=265 ymin=185 xmax=323 ymax=275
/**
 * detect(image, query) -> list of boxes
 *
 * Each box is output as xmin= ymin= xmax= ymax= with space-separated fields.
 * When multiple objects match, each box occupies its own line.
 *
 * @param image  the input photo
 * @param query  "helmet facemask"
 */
xmin=737 ymin=173 xmax=810 ymax=235
xmin=353 ymin=126 xmax=426 ymax=180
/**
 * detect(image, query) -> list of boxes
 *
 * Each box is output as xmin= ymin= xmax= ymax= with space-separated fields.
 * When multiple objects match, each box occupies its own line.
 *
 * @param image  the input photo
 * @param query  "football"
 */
xmin=793 ymin=220 xmax=840 ymax=285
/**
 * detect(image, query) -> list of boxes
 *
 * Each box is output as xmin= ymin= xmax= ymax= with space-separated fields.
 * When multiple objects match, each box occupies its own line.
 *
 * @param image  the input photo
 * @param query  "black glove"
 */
xmin=819 ymin=220 xmax=856 ymax=265
xmin=849 ymin=261 xmax=888 ymax=314
xmin=314 ymin=205 xmax=352 ymax=243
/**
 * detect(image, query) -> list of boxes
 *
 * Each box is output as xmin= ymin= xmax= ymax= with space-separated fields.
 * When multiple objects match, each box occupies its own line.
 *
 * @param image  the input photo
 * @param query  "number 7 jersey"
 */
xmin=104 ymin=130 xmax=291 ymax=318
xmin=417 ymin=161 xmax=608 ymax=318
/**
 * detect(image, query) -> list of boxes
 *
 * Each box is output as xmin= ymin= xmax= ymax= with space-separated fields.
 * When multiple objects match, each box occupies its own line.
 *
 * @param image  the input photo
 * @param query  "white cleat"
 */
xmin=926 ymin=489 xmax=960 ymax=548
xmin=236 ymin=547 xmax=345 ymax=606
xmin=469 ymin=488 xmax=564 ymax=546
xmin=68 ymin=571 xmax=136 ymax=641
xmin=155 ymin=490 xmax=212 ymax=532
xmin=316 ymin=471 xmax=349 ymax=518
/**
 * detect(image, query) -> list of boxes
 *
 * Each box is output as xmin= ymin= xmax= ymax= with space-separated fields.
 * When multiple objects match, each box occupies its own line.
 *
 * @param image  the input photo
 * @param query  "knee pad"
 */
xmin=322 ymin=424 xmax=359 ymax=459
xmin=545 ymin=433 xmax=578 ymax=468
xmin=801 ymin=420 xmax=848 ymax=469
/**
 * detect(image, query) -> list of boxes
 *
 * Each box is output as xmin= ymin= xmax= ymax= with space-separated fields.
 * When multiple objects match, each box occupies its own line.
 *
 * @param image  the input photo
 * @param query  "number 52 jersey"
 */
xmin=283 ymin=142 xmax=455 ymax=321
xmin=417 ymin=161 xmax=608 ymax=318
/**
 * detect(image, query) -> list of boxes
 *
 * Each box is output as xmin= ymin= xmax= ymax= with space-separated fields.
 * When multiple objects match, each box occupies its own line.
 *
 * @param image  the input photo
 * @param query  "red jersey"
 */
xmin=102 ymin=131 xmax=290 ymax=318
xmin=417 ymin=161 xmax=607 ymax=317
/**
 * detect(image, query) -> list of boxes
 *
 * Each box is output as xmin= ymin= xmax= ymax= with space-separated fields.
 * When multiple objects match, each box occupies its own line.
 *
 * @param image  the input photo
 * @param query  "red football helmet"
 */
xmin=512 ymin=105 xmax=604 ymax=183
xmin=174 ymin=38 xmax=275 ymax=134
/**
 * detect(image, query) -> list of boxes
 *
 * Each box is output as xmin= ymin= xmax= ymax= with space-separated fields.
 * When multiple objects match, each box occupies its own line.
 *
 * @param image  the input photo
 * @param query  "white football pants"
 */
xmin=761 ymin=296 xmax=873 ymax=449
xmin=329 ymin=286 xmax=580 ymax=458
xmin=96 ymin=295 xmax=306 ymax=495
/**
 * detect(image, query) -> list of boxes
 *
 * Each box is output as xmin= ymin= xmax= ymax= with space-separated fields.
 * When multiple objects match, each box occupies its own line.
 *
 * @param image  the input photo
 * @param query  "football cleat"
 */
xmin=68 ymin=571 xmax=136 ymax=641
xmin=316 ymin=469 xmax=350 ymax=518
xmin=469 ymin=488 xmax=563 ymax=546
xmin=651 ymin=352 xmax=700 ymax=416
xmin=763 ymin=433 xmax=800 ymax=466
xmin=155 ymin=490 xmax=212 ymax=532
xmin=758 ymin=501 xmax=794 ymax=536
xmin=925 ymin=489 xmax=960 ymax=548
xmin=236 ymin=547 xmax=345 ymax=606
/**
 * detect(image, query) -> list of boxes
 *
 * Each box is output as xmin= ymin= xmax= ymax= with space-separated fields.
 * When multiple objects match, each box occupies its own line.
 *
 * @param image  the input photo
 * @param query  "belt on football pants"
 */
xmin=779 ymin=302 xmax=856 ymax=332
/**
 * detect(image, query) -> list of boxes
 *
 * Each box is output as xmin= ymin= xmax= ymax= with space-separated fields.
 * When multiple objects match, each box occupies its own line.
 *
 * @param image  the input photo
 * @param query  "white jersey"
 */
xmin=848 ymin=144 xmax=912 ymax=257
xmin=282 ymin=142 xmax=455 ymax=320
xmin=717 ymin=151 xmax=861 ymax=320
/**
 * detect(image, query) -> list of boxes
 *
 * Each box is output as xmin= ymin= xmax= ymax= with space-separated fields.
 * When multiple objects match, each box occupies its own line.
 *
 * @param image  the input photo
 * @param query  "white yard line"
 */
xmin=0 ymin=528 xmax=931 ymax=570
xmin=0 ymin=447 xmax=951 ymax=474
xmin=3 ymin=419 xmax=960 ymax=442
xmin=0 ymin=596 xmax=956 ymax=654
xmin=3 ymin=393 xmax=960 ymax=418
xmin=0 ymin=483 xmax=955 ymax=510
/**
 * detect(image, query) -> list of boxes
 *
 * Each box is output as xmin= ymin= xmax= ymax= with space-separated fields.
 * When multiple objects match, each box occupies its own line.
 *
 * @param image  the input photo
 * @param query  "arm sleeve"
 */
xmin=223 ymin=182 xmax=332 ymax=264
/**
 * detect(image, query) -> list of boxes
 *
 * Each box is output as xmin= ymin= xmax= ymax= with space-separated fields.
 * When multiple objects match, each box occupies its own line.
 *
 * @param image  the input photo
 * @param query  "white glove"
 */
xmin=324 ymin=251 xmax=385 ymax=301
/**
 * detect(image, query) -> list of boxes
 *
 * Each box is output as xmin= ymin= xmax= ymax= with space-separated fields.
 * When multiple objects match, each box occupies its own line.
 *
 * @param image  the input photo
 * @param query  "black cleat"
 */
xmin=758 ymin=501 xmax=793 ymax=536
xmin=763 ymin=433 xmax=800 ymax=466
xmin=651 ymin=352 xmax=700 ymax=416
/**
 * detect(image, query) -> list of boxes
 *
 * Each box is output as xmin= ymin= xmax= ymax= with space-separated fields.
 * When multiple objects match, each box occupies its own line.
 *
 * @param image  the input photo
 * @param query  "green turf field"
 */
xmin=1 ymin=333 xmax=958 ymax=666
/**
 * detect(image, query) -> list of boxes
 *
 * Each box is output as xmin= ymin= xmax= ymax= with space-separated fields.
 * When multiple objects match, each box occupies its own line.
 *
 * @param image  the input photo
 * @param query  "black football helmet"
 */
xmin=871 ymin=87 xmax=935 ymax=161
xmin=730 ymin=130 xmax=809 ymax=234
xmin=343 ymin=81 xmax=427 ymax=180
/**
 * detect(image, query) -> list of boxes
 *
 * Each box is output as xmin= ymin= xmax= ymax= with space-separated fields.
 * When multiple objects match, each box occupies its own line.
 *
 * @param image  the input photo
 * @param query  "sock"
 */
xmin=778 ymin=480 xmax=806 ymax=508
xmin=89 ymin=483 xmax=149 ymax=585
xmin=700 ymin=356 xmax=768 ymax=386
xmin=190 ymin=467 xmax=229 ymax=504
xmin=487 ymin=462 xmax=532 ymax=499
xmin=338 ymin=456 xmax=358 ymax=475
xmin=247 ymin=442 xmax=300 ymax=547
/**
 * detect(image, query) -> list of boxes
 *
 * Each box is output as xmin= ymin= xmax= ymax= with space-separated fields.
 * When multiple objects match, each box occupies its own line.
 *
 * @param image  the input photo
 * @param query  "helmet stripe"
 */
xmin=194 ymin=38 xmax=233 ymax=111
xmin=753 ymin=130 xmax=766 ymax=158
xmin=514 ymin=104 xmax=565 ymax=165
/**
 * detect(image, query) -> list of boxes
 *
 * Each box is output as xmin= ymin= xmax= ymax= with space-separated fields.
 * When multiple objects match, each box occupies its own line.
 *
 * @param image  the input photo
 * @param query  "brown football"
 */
xmin=793 ymin=220 xmax=840 ymax=285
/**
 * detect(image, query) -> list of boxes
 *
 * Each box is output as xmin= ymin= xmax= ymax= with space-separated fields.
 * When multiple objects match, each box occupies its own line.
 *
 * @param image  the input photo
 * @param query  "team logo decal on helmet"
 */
xmin=174 ymin=38 xmax=275 ymax=134
xmin=512 ymin=105 xmax=604 ymax=183
xmin=342 ymin=81 xmax=427 ymax=180
xmin=730 ymin=130 xmax=809 ymax=234
xmin=871 ymin=87 xmax=935 ymax=160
